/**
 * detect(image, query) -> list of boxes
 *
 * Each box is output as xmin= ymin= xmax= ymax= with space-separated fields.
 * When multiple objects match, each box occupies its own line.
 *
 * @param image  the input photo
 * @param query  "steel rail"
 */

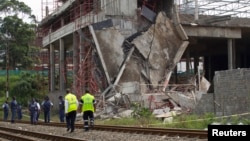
xmin=0 ymin=130 xmax=36 ymax=141
xmin=3 ymin=120 xmax=207 ymax=139
xmin=0 ymin=126 xmax=87 ymax=141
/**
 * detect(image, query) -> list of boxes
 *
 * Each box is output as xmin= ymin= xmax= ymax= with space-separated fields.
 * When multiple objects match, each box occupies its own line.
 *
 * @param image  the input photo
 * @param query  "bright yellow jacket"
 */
xmin=65 ymin=93 xmax=78 ymax=113
xmin=80 ymin=93 xmax=95 ymax=112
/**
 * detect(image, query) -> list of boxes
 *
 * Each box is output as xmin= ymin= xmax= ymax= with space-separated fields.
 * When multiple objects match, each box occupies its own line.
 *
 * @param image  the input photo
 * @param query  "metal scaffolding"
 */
xmin=41 ymin=0 xmax=64 ymax=19
xmin=178 ymin=0 xmax=250 ymax=18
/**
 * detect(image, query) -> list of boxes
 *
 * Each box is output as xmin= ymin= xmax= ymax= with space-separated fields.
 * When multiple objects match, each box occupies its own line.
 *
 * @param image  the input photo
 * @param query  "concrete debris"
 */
xmin=163 ymin=117 xmax=173 ymax=124
xmin=155 ymin=111 xmax=178 ymax=118
xmin=152 ymin=108 xmax=170 ymax=115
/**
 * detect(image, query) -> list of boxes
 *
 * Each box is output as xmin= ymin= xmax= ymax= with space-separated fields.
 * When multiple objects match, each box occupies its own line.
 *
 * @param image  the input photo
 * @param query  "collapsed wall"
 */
xmin=94 ymin=11 xmax=189 ymax=97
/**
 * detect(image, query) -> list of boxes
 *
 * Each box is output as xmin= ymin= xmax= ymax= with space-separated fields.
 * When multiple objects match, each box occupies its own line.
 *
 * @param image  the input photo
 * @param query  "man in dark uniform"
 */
xmin=10 ymin=96 xmax=18 ymax=123
xmin=41 ymin=96 xmax=53 ymax=123
xmin=29 ymin=98 xmax=38 ymax=125
xmin=2 ymin=101 xmax=9 ymax=121
xmin=58 ymin=95 xmax=65 ymax=122
xmin=17 ymin=103 xmax=22 ymax=120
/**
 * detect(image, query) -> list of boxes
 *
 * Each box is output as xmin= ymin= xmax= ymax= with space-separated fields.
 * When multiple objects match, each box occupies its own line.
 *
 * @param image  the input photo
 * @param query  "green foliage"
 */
xmin=0 ymin=0 xmax=32 ymax=15
xmin=0 ymin=15 xmax=36 ymax=69
xmin=130 ymin=102 xmax=154 ymax=126
xmin=0 ymin=71 xmax=48 ymax=107
xmin=10 ymin=72 xmax=46 ymax=106
xmin=242 ymin=118 xmax=250 ymax=125
xmin=131 ymin=102 xmax=152 ymax=119
xmin=11 ymin=80 xmax=33 ymax=105
xmin=162 ymin=113 xmax=215 ymax=129
xmin=96 ymin=112 xmax=248 ymax=129
xmin=0 ymin=0 xmax=38 ymax=70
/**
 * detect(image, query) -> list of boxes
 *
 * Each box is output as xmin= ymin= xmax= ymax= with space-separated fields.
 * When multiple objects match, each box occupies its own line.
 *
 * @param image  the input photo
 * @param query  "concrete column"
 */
xmin=50 ymin=44 xmax=55 ymax=91
xmin=232 ymin=39 xmax=236 ymax=69
xmin=59 ymin=38 xmax=65 ymax=91
xmin=186 ymin=49 xmax=190 ymax=75
xmin=228 ymin=39 xmax=235 ymax=70
xmin=194 ymin=55 xmax=199 ymax=75
xmin=194 ymin=0 xmax=199 ymax=21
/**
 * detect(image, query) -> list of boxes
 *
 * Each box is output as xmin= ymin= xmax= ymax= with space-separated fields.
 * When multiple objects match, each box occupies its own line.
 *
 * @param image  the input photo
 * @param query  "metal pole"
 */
xmin=6 ymin=40 xmax=9 ymax=100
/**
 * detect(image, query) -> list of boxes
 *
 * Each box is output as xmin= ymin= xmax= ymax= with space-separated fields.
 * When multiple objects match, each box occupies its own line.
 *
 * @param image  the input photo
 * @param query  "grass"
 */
xmin=95 ymin=113 xmax=250 ymax=129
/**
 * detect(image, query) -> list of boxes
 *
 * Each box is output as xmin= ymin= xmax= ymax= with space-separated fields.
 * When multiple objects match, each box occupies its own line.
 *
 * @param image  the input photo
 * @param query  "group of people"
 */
xmin=2 ymin=88 xmax=96 ymax=133
xmin=2 ymin=96 xmax=53 ymax=125
xmin=28 ymin=96 xmax=53 ymax=125
xmin=64 ymin=88 xmax=96 ymax=132
xmin=2 ymin=96 xmax=22 ymax=123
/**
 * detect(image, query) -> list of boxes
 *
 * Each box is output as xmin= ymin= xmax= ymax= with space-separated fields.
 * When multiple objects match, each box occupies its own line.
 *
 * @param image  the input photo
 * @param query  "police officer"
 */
xmin=17 ymin=103 xmax=22 ymax=120
xmin=65 ymin=88 xmax=78 ymax=133
xmin=79 ymin=88 xmax=96 ymax=131
xmin=29 ymin=98 xmax=38 ymax=125
xmin=2 ymin=101 xmax=9 ymax=121
xmin=10 ymin=96 xmax=18 ymax=123
xmin=41 ymin=96 xmax=53 ymax=123
xmin=58 ymin=95 xmax=65 ymax=122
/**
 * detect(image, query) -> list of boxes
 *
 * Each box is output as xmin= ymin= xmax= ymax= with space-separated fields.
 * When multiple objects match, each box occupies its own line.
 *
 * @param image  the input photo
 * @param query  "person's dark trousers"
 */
xmin=36 ymin=111 xmax=40 ymax=121
xmin=17 ymin=111 xmax=22 ymax=120
xmin=3 ymin=110 xmax=8 ymax=121
xmin=30 ymin=111 xmax=38 ymax=125
xmin=59 ymin=109 xmax=65 ymax=122
xmin=11 ymin=109 xmax=16 ymax=123
xmin=44 ymin=110 xmax=50 ymax=123
xmin=83 ymin=111 xmax=94 ymax=131
xmin=66 ymin=110 xmax=76 ymax=132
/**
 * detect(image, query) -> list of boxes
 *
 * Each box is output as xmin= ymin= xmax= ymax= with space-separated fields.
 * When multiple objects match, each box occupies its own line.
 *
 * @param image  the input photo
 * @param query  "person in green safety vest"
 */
xmin=65 ymin=88 xmax=78 ymax=133
xmin=79 ymin=88 xmax=96 ymax=132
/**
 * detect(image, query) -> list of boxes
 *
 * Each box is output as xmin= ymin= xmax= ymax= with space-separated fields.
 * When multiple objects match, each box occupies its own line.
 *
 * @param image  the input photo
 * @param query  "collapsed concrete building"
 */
xmin=37 ymin=0 xmax=250 ymax=119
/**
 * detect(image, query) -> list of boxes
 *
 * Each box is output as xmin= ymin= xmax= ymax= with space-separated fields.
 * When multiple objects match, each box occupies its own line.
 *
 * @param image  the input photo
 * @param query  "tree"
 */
xmin=0 ymin=0 xmax=38 ymax=69
xmin=0 ymin=0 xmax=32 ymax=15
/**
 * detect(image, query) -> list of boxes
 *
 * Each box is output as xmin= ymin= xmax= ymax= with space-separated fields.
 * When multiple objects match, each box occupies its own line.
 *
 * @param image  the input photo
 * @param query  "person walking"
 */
xmin=2 ymin=101 xmax=9 ymax=121
xmin=17 ymin=103 xmax=22 ymax=120
xmin=58 ymin=95 xmax=65 ymax=122
xmin=79 ymin=88 xmax=96 ymax=131
xmin=41 ymin=96 xmax=53 ymax=123
xmin=35 ymin=99 xmax=41 ymax=122
xmin=65 ymin=88 xmax=78 ymax=133
xmin=29 ymin=98 xmax=38 ymax=125
xmin=10 ymin=96 xmax=18 ymax=123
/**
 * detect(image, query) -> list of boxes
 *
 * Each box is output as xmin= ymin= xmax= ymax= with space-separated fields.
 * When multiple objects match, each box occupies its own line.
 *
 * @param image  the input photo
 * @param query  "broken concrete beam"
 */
xmin=131 ymin=12 xmax=188 ymax=89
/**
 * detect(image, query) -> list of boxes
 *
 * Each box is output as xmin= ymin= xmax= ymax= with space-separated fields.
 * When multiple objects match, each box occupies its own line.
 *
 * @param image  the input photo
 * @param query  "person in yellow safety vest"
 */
xmin=64 ymin=88 xmax=78 ymax=133
xmin=79 ymin=88 xmax=96 ymax=132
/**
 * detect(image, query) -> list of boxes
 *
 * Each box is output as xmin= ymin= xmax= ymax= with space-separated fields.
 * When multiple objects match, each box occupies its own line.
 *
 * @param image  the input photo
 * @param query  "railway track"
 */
xmin=1 ymin=120 xmax=207 ymax=139
xmin=0 ymin=126 xmax=87 ymax=141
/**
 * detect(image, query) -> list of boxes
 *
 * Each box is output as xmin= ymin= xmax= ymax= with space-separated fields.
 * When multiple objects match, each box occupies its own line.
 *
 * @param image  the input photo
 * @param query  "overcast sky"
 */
xmin=19 ymin=0 xmax=42 ymax=21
